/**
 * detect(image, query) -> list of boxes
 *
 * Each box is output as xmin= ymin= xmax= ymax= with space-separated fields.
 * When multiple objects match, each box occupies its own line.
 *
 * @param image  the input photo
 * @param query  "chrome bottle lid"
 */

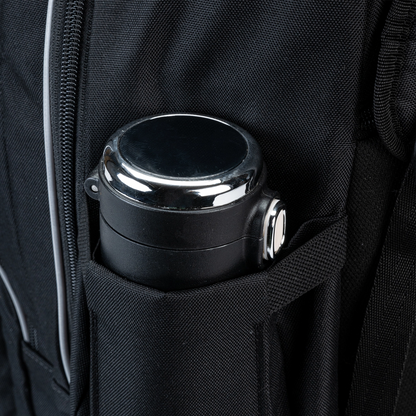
xmin=99 ymin=114 xmax=264 ymax=210
xmin=84 ymin=113 xmax=287 ymax=266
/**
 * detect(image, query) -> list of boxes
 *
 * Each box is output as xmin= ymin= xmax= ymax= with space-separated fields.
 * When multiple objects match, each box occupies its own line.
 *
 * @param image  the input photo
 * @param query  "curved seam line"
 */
xmin=23 ymin=346 xmax=53 ymax=373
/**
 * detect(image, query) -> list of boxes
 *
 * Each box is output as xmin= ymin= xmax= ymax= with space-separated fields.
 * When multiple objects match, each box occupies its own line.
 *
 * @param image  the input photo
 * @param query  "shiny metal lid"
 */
xmin=99 ymin=114 xmax=264 ymax=210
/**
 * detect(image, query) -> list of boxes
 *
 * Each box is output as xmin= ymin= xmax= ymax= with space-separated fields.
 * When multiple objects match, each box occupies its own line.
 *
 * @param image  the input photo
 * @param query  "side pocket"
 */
xmin=85 ymin=262 xmax=268 ymax=416
xmin=84 ymin=216 xmax=347 ymax=416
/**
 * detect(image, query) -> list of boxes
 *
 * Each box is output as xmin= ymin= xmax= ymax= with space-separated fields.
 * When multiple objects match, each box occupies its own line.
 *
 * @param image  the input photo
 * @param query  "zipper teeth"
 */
xmin=59 ymin=0 xmax=84 ymax=297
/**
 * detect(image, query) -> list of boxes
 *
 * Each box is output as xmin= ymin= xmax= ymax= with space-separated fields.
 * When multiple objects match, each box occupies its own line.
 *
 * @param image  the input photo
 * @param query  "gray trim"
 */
xmin=0 ymin=265 xmax=29 ymax=343
xmin=43 ymin=0 xmax=71 ymax=383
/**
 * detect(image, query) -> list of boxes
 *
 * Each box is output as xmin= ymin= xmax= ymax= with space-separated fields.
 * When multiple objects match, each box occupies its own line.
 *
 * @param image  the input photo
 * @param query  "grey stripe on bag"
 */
xmin=0 ymin=264 xmax=29 ymax=342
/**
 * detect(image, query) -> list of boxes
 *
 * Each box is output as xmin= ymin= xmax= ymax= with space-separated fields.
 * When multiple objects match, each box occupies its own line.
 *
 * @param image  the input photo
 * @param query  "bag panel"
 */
xmin=22 ymin=342 xmax=70 ymax=416
xmin=0 ymin=0 xmax=64 ymax=383
xmin=0 ymin=281 xmax=34 ymax=416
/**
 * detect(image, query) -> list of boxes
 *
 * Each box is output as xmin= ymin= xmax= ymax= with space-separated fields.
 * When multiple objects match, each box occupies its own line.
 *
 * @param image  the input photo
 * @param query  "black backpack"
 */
xmin=1 ymin=1 xmax=415 ymax=415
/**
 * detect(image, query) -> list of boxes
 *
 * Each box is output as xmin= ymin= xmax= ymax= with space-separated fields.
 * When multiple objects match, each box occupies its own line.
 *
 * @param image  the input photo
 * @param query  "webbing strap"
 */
xmin=346 ymin=165 xmax=416 ymax=415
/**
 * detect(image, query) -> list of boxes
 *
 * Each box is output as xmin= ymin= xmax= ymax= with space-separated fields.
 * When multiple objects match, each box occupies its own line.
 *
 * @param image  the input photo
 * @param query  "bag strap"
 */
xmin=346 ymin=164 xmax=416 ymax=415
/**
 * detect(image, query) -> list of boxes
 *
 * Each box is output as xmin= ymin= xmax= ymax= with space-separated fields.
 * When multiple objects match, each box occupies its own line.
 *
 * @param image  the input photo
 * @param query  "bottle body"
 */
xmin=85 ymin=114 xmax=286 ymax=290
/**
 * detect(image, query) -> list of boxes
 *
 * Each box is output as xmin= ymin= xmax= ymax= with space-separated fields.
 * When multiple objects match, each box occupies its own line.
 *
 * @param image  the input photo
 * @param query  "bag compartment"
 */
xmin=86 ymin=261 xmax=267 ymax=415
xmin=83 ymin=216 xmax=347 ymax=416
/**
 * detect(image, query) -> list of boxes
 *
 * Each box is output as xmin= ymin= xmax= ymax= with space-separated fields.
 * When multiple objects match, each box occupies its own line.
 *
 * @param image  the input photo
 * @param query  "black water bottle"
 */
xmin=85 ymin=114 xmax=286 ymax=290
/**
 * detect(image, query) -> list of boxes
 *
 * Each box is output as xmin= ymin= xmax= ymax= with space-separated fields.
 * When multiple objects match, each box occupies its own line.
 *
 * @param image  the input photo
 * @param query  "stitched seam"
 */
xmin=23 ymin=346 xmax=53 ymax=374
xmin=374 ymin=266 xmax=413 ymax=414
xmin=51 ymin=379 xmax=70 ymax=401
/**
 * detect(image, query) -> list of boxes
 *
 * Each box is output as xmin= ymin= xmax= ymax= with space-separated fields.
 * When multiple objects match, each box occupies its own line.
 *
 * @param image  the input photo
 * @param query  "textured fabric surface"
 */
xmin=396 ymin=13 xmax=416 ymax=142
xmin=394 ymin=325 xmax=416 ymax=415
xmin=1 ymin=0 xmax=415 ymax=414
xmin=268 ymin=217 xmax=347 ymax=313
xmin=0 ymin=0 xmax=62 ymax=381
xmin=83 ymin=217 xmax=347 ymax=415
xmin=61 ymin=3 xmax=364 ymax=413
xmin=0 ymin=1 xmax=70 ymax=413
xmin=73 ymin=0 xmax=363 ymax=243
xmin=0 ymin=316 xmax=18 ymax=416
xmin=341 ymin=0 xmax=416 ymax=411
xmin=22 ymin=342 xmax=70 ymax=416
xmin=339 ymin=135 xmax=406 ymax=411
xmin=275 ymin=272 xmax=342 ymax=415
xmin=0 ymin=284 xmax=34 ymax=416
xmin=85 ymin=263 xmax=268 ymax=416
xmin=374 ymin=0 xmax=416 ymax=160
xmin=346 ymin=166 xmax=416 ymax=415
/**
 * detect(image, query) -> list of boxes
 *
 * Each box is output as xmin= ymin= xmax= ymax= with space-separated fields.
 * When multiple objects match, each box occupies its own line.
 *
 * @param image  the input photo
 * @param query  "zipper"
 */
xmin=59 ymin=0 xmax=85 ymax=297
xmin=43 ymin=0 xmax=86 ymax=384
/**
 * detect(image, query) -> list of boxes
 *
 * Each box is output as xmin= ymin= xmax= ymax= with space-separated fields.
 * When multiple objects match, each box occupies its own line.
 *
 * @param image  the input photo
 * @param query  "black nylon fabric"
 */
xmin=355 ymin=0 xmax=392 ymax=117
xmin=82 ymin=217 xmax=347 ymax=416
xmin=396 ymin=14 xmax=416 ymax=142
xmin=339 ymin=135 xmax=406 ymax=411
xmin=0 ymin=285 xmax=34 ymax=416
xmin=267 ymin=217 xmax=347 ymax=414
xmin=338 ymin=0 xmax=416 ymax=411
xmin=374 ymin=0 xmax=416 ymax=160
xmin=268 ymin=217 xmax=347 ymax=313
xmin=22 ymin=342 xmax=70 ymax=416
xmin=73 ymin=0 xmax=364 ymax=244
xmin=346 ymin=166 xmax=416 ymax=416
xmin=85 ymin=263 xmax=268 ymax=416
xmin=0 ymin=318 xmax=19 ymax=416
xmin=0 ymin=0 xmax=62 ymax=381
xmin=255 ymin=314 xmax=291 ymax=416
xmin=59 ymin=1 xmax=365 ymax=415
xmin=275 ymin=272 xmax=341 ymax=415
xmin=394 ymin=326 xmax=416 ymax=415
xmin=0 ymin=0 xmax=71 ymax=413
xmin=2 ymin=0 xmax=415 ymax=415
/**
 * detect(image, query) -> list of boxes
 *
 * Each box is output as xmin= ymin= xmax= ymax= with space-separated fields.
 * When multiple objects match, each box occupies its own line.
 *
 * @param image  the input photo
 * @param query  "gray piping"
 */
xmin=43 ymin=0 xmax=71 ymax=383
xmin=0 ymin=265 xmax=29 ymax=343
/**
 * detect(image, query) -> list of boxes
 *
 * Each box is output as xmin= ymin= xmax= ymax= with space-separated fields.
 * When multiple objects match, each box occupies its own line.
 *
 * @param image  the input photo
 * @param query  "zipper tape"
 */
xmin=43 ymin=0 xmax=71 ymax=384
